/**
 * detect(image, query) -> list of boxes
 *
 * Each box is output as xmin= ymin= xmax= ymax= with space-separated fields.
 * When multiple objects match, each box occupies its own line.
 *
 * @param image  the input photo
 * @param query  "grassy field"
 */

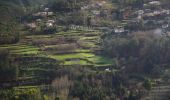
xmin=0 ymin=29 xmax=114 ymax=75
xmin=0 ymin=29 xmax=113 ymax=68
xmin=0 ymin=44 xmax=40 ymax=55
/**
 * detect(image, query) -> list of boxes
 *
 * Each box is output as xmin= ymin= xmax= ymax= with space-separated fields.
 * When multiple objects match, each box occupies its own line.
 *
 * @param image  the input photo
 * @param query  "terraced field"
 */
xmin=0 ymin=29 xmax=114 ymax=68
xmin=0 ymin=44 xmax=40 ymax=55
xmin=0 ymin=29 xmax=116 ymax=88
xmin=144 ymin=84 xmax=170 ymax=100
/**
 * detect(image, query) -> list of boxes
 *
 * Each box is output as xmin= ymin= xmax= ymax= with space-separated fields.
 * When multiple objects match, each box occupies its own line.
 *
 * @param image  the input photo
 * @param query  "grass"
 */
xmin=14 ymin=86 xmax=38 ymax=89
xmin=49 ymin=53 xmax=95 ymax=61
xmin=14 ymin=50 xmax=40 ymax=55
xmin=79 ymin=42 xmax=98 ymax=48
xmin=0 ymin=44 xmax=36 ymax=49
xmin=56 ymin=31 xmax=83 ymax=36
xmin=0 ymin=44 xmax=31 ymax=48
xmin=55 ymin=30 xmax=99 ymax=37
xmin=0 ymin=44 xmax=40 ymax=55
xmin=80 ymin=36 xmax=99 ymax=41
xmin=25 ymin=35 xmax=52 ymax=39
xmin=86 ymin=55 xmax=113 ymax=65
xmin=48 ymin=52 xmax=113 ymax=66
xmin=44 ymin=28 xmax=113 ymax=66
xmin=44 ymin=45 xmax=92 ymax=53
xmin=11 ymin=48 xmax=39 ymax=52
xmin=63 ymin=59 xmax=90 ymax=65
xmin=0 ymin=29 xmax=114 ymax=67
xmin=75 ymin=49 xmax=92 ymax=53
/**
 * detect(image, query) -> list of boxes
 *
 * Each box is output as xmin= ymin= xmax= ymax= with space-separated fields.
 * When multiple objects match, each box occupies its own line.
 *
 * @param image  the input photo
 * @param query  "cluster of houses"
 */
xmin=93 ymin=0 xmax=170 ymax=36
xmin=33 ymin=8 xmax=54 ymax=17
xmin=24 ymin=0 xmax=170 ymax=36
xmin=119 ymin=1 xmax=162 ymax=19
xmin=80 ymin=0 xmax=113 ymax=26
xmin=79 ymin=0 xmax=170 ymax=36
xmin=111 ymin=0 xmax=170 ymax=35
xmin=70 ymin=25 xmax=93 ymax=31
xmin=119 ymin=1 xmax=170 ymax=20
xmin=25 ymin=7 xmax=56 ymax=31
xmin=81 ymin=0 xmax=107 ymax=10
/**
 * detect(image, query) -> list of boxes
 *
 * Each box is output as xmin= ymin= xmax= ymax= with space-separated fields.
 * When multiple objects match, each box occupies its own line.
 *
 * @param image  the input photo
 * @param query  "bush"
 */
xmin=0 ymin=49 xmax=18 ymax=83
xmin=143 ymin=79 xmax=152 ymax=90
xmin=14 ymin=87 xmax=42 ymax=100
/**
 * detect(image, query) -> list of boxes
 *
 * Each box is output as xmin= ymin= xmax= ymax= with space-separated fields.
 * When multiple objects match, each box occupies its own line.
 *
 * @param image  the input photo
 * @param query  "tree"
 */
xmin=143 ymin=79 xmax=152 ymax=90
xmin=0 ymin=49 xmax=18 ymax=83
xmin=52 ymin=75 xmax=73 ymax=100
xmin=0 ymin=4 xmax=20 ymax=44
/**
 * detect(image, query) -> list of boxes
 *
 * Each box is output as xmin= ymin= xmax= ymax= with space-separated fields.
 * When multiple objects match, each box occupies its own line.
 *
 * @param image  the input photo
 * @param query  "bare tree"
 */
xmin=52 ymin=75 xmax=73 ymax=100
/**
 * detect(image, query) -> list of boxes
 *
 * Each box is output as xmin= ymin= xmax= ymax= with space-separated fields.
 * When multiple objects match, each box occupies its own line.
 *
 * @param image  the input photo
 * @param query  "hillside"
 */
xmin=0 ymin=0 xmax=49 ymax=44
xmin=0 ymin=0 xmax=170 ymax=100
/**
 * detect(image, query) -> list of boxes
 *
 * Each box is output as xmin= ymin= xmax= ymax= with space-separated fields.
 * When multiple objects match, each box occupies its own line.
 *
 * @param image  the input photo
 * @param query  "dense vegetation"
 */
xmin=0 ymin=4 xmax=20 ymax=44
xmin=102 ymin=31 xmax=170 ymax=75
xmin=0 ymin=49 xmax=18 ymax=83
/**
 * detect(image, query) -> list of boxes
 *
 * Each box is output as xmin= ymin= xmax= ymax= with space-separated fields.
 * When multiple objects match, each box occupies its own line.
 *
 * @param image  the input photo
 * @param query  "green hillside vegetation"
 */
xmin=0 ymin=0 xmax=170 ymax=99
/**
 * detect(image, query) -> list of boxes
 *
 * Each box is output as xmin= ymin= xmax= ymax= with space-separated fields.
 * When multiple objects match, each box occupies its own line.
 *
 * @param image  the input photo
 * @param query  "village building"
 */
xmin=33 ymin=9 xmax=54 ymax=17
xmin=112 ymin=26 xmax=129 ymax=36
xmin=46 ymin=22 xmax=53 ymax=27
xmin=33 ymin=12 xmax=48 ymax=17
xmin=47 ymin=12 xmax=54 ymax=16
xmin=36 ymin=19 xmax=42 ymax=22
xmin=44 ymin=8 xmax=49 ymax=12
xmin=148 ymin=1 xmax=161 ymax=6
xmin=114 ymin=27 xmax=125 ymax=33
xmin=105 ymin=68 xmax=111 ymax=72
xmin=46 ymin=20 xmax=55 ymax=28
xmin=91 ymin=10 xmax=100 ymax=16
xmin=47 ymin=20 xmax=55 ymax=24
xmin=25 ymin=23 xmax=37 ymax=30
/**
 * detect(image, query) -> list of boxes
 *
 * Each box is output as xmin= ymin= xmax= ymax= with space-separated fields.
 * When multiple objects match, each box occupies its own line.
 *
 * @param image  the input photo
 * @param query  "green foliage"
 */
xmin=143 ymin=79 xmax=152 ymax=90
xmin=14 ymin=87 xmax=42 ymax=100
xmin=0 ymin=0 xmax=57 ymax=44
xmin=55 ymin=96 xmax=60 ymax=100
xmin=71 ymin=81 xmax=105 ymax=100
xmin=0 ymin=4 xmax=20 ymax=44
xmin=43 ymin=95 xmax=50 ymax=100
xmin=49 ymin=0 xmax=85 ymax=13
xmin=0 ymin=49 xmax=18 ymax=82
xmin=70 ymin=72 xmax=131 ymax=100
xmin=0 ymin=87 xmax=42 ymax=100
xmin=102 ymin=31 xmax=170 ymax=74
xmin=0 ymin=89 xmax=15 ymax=100
xmin=111 ymin=0 xmax=144 ymax=8
xmin=0 ymin=44 xmax=40 ymax=55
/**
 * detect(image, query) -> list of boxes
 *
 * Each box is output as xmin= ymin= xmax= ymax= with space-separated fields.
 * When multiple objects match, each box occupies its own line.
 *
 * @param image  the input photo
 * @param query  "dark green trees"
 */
xmin=101 ymin=31 xmax=170 ymax=74
xmin=0 ymin=49 xmax=18 ymax=83
xmin=0 ymin=4 xmax=20 ymax=44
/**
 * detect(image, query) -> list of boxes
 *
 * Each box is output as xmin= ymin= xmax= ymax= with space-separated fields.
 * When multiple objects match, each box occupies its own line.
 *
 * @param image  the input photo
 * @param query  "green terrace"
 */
xmin=0 ymin=44 xmax=40 ymax=55
xmin=0 ymin=29 xmax=114 ymax=68
xmin=49 ymin=53 xmax=114 ymax=66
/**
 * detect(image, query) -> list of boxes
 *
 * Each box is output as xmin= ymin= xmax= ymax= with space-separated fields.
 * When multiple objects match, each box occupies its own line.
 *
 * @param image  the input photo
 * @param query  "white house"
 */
xmin=47 ymin=20 xmax=55 ymax=23
xmin=44 ymin=8 xmax=49 ymax=12
xmin=149 ymin=1 xmax=161 ymax=6
xmin=47 ymin=12 xmax=54 ymax=16
xmin=105 ymin=68 xmax=111 ymax=72
xmin=25 ymin=23 xmax=37 ymax=30
xmin=46 ymin=22 xmax=53 ymax=27
xmin=114 ymin=27 xmax=125 ymax=33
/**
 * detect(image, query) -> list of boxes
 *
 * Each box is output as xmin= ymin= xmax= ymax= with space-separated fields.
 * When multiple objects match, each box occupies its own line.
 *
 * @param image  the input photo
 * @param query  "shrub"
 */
xmin=0 ymin=49 xmax=19 ymax=83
